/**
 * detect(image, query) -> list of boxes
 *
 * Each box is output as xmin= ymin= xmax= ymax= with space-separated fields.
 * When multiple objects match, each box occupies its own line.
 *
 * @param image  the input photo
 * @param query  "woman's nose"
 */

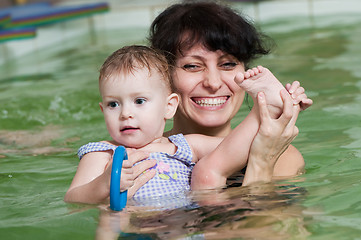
xmin=202 ymin=69 xmax=222 ymax=91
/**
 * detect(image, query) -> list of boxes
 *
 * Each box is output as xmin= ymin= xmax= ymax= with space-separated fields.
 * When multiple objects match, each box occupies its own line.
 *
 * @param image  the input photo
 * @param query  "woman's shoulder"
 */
xmin=273 ymin=144 xmax=305 ymax=176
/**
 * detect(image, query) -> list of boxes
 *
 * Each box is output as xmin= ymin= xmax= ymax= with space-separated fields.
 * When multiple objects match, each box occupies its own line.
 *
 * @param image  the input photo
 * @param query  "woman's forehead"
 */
xmin=177 ymin=44 xmax=238 ymax=61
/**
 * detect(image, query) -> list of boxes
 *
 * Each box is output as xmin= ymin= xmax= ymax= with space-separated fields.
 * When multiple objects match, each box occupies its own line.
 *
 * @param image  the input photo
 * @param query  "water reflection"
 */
xmin=96 ymin=182 xmax=309 ymax=239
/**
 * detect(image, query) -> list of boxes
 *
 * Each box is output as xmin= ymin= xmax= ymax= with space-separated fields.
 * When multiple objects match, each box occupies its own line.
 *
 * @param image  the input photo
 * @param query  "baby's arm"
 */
xmin=191 ymin=84 xmax=312 ymax=190
xmin=64 ymin=151 xmax=113 ymax=204
xmin=64 ymin=150 xmax=156 ymax=204
xmin=189 ymin=105 xmax=260 ymax=190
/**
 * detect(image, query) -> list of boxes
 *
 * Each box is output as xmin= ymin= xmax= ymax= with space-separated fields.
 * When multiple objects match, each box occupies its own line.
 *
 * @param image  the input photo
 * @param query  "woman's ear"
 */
xmin=165 ymin=93 xmax=179 ymax=119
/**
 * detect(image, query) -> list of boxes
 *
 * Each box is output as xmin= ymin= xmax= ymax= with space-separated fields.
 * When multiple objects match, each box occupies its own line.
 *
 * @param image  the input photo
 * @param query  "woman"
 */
xmin=113 ymin=1 xmax=311 ymax=196
xmin=148 ymin=1 xmax=312 ymax=185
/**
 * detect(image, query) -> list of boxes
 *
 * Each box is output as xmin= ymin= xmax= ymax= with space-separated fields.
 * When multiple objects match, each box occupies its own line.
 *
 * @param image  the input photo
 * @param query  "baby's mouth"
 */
xmin=191 ymin=96 xmax=228 ymax=107
xmin=121 ymin=126 xmax=139 ymax=132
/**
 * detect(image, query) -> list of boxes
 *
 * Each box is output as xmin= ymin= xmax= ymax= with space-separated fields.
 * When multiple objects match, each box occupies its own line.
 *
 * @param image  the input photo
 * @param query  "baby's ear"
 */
xmin=165 ymin=93 xmax=179 ymax=119
xmin=99 ymin=102 xmax=104 ymax=113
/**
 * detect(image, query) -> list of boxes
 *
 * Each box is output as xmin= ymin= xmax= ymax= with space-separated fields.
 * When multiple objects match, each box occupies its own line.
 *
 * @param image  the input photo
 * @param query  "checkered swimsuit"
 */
xmin=77 ymin=134 xmax=195 ymax=206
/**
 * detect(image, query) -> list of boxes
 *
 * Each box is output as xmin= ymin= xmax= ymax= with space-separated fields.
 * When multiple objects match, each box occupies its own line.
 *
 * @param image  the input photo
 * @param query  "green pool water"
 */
xmin=1 ymin=6 xmax=361 ymax=240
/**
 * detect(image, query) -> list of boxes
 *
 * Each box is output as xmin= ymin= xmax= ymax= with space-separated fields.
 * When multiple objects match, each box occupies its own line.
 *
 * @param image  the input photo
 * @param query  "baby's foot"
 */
xmin=235 ymin=66 xmax=290 ymax=118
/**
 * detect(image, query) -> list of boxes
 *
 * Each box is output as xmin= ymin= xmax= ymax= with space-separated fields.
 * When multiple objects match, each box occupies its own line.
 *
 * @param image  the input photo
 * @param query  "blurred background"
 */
xmin=1 ymin=0 xmax=361 ymax=239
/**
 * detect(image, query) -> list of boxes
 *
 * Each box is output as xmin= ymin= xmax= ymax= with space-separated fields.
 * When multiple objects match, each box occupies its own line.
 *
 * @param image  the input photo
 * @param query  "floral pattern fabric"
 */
xmin=77 ymin=134 xmax=194 ymax=207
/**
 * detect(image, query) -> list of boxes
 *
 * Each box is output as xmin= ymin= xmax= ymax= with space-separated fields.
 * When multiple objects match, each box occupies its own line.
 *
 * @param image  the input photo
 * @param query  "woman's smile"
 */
xmin=191 ymin=96 xmax=229 ymax=108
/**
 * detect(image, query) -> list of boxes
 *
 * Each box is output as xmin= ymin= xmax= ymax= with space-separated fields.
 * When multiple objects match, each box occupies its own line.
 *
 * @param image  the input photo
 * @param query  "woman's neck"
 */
xmin=165 ymin=118 xmax=232 ymax=138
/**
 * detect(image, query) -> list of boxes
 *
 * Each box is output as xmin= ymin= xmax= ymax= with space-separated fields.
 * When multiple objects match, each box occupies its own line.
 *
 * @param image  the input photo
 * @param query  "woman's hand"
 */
xmin=242 ymin=89 xmax=300 ymax=186
xmin=123 ymin=149 xmax=157 ymax=198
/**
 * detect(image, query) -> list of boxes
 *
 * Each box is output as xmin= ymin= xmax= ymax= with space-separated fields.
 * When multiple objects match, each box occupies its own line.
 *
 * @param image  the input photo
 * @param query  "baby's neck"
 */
xmin=109 ymin=136 xmax=176 ymax=154
xmin=137 ymin=136 xmax=177 ymax=155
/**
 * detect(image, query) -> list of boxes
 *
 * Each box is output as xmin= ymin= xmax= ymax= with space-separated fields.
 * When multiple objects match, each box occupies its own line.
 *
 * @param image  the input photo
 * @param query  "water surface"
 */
xmin=1 ymin=4 xmax=361 ymax=240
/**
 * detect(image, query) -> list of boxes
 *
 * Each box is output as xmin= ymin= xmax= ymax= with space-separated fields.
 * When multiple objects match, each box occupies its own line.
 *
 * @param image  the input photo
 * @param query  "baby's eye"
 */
xmin=135 ymin=98 xmax=146 ymax=105
xmin=108 ymin=102 xmax=119 ymax=108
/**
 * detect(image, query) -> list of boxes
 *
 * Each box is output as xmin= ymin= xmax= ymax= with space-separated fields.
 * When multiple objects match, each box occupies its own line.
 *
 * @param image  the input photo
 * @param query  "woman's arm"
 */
xmin=242 ymin=90 xmax=301 ymax=185
xmin=245 ymin=81 xmax=312 ymax=181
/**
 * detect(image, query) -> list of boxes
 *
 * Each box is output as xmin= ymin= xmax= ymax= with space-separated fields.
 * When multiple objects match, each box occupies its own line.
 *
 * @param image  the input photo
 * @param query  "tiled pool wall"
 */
xmin=1 ymin=0 xmax=360 ymax=69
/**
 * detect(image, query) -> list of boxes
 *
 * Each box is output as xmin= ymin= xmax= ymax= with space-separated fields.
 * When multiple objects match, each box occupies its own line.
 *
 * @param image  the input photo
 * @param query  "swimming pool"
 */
xmin=1 ymin=0 xmax=361 ymax=239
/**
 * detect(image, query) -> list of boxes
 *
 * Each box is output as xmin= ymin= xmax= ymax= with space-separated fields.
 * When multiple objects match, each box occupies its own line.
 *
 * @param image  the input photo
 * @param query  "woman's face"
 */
xmin=172 ymin=44 xmax=246 ymax=132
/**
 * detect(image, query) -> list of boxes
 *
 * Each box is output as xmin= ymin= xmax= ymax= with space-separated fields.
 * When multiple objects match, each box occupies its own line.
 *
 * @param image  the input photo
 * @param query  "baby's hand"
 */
xmin=103 ymin=154 xmax=134 ymax=193
xmin=285 ymin=81 xmax=313 ymax=111
xmin=119 ymin=157 xmax=136 ymax=192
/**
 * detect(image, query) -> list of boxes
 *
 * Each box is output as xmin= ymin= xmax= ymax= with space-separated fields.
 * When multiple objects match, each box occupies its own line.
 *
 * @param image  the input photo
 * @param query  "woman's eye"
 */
xmin=135 ymin=98 xmax=146 ymax=105
xmin=108 ymin=102 xmax=119 ymax=108
xmin=182 ymin=64 xmax=202 ymax=72
xmin=220 ymin=62 xmax=238 ymax=70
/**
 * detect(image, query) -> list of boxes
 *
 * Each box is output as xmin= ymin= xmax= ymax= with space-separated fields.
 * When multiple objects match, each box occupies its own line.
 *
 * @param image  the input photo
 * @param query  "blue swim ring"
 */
xmin=110 ymin=146 xmax=128 ymax=211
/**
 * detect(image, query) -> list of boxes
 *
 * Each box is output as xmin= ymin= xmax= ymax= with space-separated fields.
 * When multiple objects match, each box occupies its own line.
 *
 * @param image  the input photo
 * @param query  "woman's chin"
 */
xmin=194 ymin=115 xmax=231 ymax=129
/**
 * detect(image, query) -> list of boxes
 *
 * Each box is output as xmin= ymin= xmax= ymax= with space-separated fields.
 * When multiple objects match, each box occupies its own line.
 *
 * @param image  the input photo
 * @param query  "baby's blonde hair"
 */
xmin=99 ymin=45 xmax=172 ymax=93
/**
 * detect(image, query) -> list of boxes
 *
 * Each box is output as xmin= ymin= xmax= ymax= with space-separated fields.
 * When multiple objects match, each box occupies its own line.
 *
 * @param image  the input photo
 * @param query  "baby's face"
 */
xmin=99 ymin=68 xmax=171 ymax=148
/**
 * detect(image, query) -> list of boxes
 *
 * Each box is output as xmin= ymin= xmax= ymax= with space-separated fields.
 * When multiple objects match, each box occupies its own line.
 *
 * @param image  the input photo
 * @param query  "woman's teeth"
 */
xmin=194 ymin=98 xmax=227 ymax=107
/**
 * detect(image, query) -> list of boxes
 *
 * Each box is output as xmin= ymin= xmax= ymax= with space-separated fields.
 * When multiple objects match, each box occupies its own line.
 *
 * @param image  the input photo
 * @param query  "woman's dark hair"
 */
xmin=149 ymin=1 xmax=272 ymax=68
